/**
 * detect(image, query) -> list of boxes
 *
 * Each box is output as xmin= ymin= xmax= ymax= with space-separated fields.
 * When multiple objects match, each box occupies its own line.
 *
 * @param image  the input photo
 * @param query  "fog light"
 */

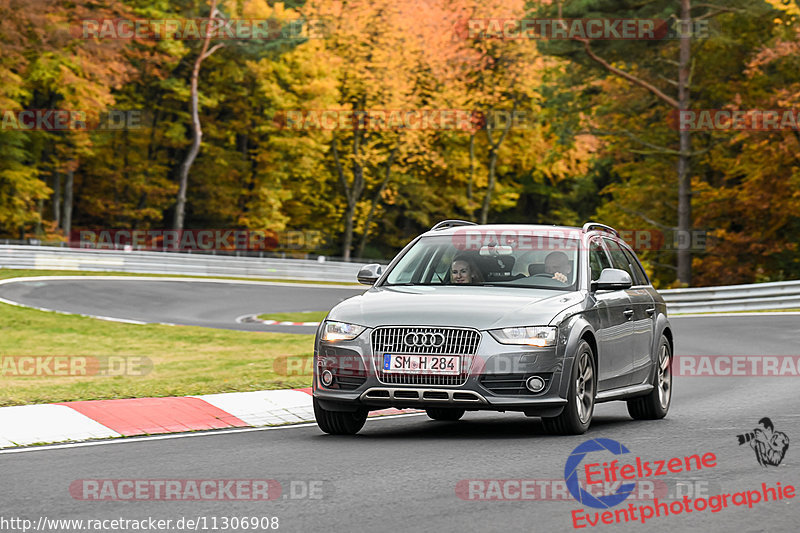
xmin=525 ymin=376 xmax=546 ymax=393
xmin=321 ymin=369 xmax=334 ymax=386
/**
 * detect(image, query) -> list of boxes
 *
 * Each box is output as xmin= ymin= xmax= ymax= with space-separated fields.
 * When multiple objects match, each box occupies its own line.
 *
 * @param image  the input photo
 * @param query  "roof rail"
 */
xmin=582 ymin=222 xmax=619 ymax=237
xmin=431 ymin=219 xmax=477 ymax=231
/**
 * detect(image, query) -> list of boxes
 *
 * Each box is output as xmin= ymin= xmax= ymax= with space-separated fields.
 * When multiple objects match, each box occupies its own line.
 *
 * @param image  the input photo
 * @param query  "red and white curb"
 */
xmin=0 ymin=388 xmax=418 ymax=449
xmin=258 ymin=320 xmax=321 ymax=326
xmin=236 ymin=314 xmax=320 ymax=327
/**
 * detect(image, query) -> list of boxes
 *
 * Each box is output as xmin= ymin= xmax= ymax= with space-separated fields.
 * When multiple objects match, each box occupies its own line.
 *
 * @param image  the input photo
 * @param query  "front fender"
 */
xmin=644 ymin=313 xmax=672 ymax=384
xmin=553 ymin=313 xmax=596 ymax=399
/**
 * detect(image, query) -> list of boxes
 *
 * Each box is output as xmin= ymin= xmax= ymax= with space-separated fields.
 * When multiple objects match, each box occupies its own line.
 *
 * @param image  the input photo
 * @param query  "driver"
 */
xmin=450 ymin=256 xmax=484 ymax=284
xmin=544 ymin=251 xmax=572 ymax=284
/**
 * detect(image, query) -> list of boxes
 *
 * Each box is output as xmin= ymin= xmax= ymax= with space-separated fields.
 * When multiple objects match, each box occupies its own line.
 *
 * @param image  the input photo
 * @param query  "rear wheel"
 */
xmin=543 ymin=340 xmax=595 ymax=435
xmin=313 ymin=398 xmax=368 ymax=435
xmin=627 ymin=335 xmax=672 ymax=420
xmin=425 ymin=408 xmax=466 ymax=421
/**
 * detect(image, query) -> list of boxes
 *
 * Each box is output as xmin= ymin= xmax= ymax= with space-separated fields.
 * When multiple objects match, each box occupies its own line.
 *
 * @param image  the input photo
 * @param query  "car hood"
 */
xmin=327 ymin=285 xmax=586 ymax=329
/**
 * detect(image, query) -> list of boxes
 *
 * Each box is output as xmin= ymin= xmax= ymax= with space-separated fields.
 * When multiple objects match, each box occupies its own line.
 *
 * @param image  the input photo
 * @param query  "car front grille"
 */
xmin=371 ymin=326 xmax=481 ymax=386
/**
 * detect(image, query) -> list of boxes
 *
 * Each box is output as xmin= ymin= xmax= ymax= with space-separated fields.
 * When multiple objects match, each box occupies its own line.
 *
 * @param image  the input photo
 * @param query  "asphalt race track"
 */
xmin=0 ymin=277 xmax=365 ymax=333
xmin=1 ymin=278 xmax=799 ymax=532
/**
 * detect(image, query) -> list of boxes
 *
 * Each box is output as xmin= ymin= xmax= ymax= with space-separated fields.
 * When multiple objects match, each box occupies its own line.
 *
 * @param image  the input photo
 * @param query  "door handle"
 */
xmin=645 ymin=307 xmax=656 ymax=317
xmin=623 ymin=309 xmax=634 ymax=319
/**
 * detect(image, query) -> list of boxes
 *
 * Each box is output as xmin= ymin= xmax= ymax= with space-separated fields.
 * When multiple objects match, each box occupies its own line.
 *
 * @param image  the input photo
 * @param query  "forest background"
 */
xmin=2 ymin=0 xmax=800 ymax=288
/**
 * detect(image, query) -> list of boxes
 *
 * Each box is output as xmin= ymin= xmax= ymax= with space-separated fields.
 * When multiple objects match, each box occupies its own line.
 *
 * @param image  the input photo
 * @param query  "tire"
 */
xmin=627 ymin=335 xmax=672 ymax=420
xmin=543 ymin=340 xmax=596 ymax=435
xmin=313 ymin=398 xmax=368 ymax=435
xmin=425 ymin=408 xmax=466 ymax=421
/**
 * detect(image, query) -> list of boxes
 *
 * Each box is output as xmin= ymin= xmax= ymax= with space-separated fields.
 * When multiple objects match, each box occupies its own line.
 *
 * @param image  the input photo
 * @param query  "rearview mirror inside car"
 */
xmin=479 ymin=244 xmax=513 ymax=256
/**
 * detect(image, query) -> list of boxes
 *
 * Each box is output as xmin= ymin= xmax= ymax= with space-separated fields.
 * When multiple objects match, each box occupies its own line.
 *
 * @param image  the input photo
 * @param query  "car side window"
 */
xmin=621 ymin=245 xmax=649 ymax=286
xmin=603 ymin=238 xmax=638 ymax=284
xmin=589 ymin=239 xmax=612 ymax=281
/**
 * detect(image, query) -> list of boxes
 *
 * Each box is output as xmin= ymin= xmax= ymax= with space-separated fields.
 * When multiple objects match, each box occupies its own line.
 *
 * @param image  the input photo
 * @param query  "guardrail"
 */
xmin=0 ymin=245 xmax=368 ymax=283
xmin=1 ymin=245 xmax=798 ymax=312
xmin=659 ymin=280 xmax=800 ymax=314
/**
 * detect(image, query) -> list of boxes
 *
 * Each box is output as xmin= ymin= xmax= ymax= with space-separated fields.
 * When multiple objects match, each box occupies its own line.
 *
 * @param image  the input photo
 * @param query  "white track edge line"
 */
xmin=0 ymin=413 xmax=426 ymax=455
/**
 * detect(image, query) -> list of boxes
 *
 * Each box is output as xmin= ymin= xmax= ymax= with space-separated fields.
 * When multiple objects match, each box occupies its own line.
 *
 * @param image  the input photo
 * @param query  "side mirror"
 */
xmin=591 ymin=268 xmax=632 ymax=291
xmin=357 ymin=263 xmax=383 ymax=285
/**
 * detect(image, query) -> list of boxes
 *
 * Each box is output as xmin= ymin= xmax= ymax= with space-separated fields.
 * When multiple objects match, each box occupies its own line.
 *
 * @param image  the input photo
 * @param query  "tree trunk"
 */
xmin=572 ymin=3 xmax=696 ymax=285
xmin=342 ymin=158 xmax=364 ymax=261
xmin=173 ymin=54 xmax=204 ymax=230
xmin=467 ymin=133 xmax=475 ymax=218
xmin=356 ymin=148 xmax=397 ymax=259
xmin=342 ymin=201 xmax=356 ymax=262
xmin=331 ymin=133 xmax=365 ymax=262
xmin=479 ymin=147 xmax=498 ymax=225
xmin=478 ymin=104 xmax=515 ymax=224
xmin=52 ymin=171 xmax=61 ymax=227
xmin=676 ymin=0 xmax=692 ymax=285
xmin=35 ymin=197 xmax=43 ymax=236
xmin=63 ymin=165 xmax=74 ymax=238
xmin=173 ymin=0 xmax=223 ymax=230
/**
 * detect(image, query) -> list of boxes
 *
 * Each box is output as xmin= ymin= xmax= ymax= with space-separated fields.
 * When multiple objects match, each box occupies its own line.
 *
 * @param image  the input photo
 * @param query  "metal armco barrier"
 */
xmin=1 ymin=245 xmax=798 ymax=312
xmin=0 ymin=245 xmax=366 ymax=283
xmin=659 ymin=280 xmax=800 ymax=314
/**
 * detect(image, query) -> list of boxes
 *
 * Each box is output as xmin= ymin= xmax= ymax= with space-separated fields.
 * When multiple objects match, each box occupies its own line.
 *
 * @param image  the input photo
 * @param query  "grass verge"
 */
xmin=0 ymin=269 xmax=316 ymax=406
xmin=256 ymin=311 xmax=328 ymax=322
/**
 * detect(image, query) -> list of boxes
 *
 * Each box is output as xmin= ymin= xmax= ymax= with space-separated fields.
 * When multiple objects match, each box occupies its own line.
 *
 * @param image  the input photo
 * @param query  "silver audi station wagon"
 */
xmin=313 ymin=221 xmax=674 ymax=435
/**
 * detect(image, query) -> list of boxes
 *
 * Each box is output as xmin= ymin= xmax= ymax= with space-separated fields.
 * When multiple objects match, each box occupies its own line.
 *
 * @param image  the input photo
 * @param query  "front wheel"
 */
xmin=313 ymin=398 xmax=368 ymax=435
xmin=426 ymin=408 xmax=465 ymax=421
xmin=627 ymin=335 xmax=672 ymax=420
xmin=542 ymin=340 xmax=596 ymax=435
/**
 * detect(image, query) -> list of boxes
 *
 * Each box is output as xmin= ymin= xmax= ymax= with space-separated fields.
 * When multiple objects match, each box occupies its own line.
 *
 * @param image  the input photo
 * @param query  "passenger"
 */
xmin=544 ymin=251 xmax=572 ymax=284
xmin=450 ymin=256 xmax=484 ymax=284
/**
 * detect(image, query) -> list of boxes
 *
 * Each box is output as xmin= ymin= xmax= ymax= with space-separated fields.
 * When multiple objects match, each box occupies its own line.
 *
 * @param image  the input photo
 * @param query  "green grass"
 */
xmin=0 ymin=268 xmax=360 ymax=285
xmin=257 ymin=311 xmax=329 ymax=322
xmin=0 ymin=269 xmax=318 ymax=406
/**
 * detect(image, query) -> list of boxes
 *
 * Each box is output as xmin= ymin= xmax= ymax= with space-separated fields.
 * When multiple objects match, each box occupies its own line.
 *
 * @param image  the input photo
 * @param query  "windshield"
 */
xmin=383 ymin=232 xmax=581 ymax=290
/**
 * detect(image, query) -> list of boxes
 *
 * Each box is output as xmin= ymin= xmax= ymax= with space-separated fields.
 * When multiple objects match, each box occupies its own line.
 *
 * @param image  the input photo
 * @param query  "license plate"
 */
xmin=382 ymin=354 xmax=460 ymax=375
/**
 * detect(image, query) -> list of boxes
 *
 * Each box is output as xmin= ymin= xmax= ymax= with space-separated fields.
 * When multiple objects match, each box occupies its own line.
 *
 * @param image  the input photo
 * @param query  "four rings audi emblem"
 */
xmin=403 ymin=332 xmax=446 ymax=348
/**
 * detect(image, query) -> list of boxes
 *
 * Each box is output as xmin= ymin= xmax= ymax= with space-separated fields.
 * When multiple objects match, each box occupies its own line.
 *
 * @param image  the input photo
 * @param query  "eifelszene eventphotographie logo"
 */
xmin=562 ymin=438 xmax=794 ymax=528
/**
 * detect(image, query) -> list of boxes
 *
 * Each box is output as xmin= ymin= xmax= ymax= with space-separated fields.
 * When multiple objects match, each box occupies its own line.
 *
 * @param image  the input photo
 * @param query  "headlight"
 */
xmin=489 ymin=326 xmax=557 ymax=347
xmin=321 ymin=321 xmax=366 ymax=342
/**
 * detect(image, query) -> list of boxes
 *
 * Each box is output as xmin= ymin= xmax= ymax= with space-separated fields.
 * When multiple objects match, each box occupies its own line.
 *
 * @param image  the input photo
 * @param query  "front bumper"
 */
xmin=313 ymin=328 xmax=571 ymax=417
